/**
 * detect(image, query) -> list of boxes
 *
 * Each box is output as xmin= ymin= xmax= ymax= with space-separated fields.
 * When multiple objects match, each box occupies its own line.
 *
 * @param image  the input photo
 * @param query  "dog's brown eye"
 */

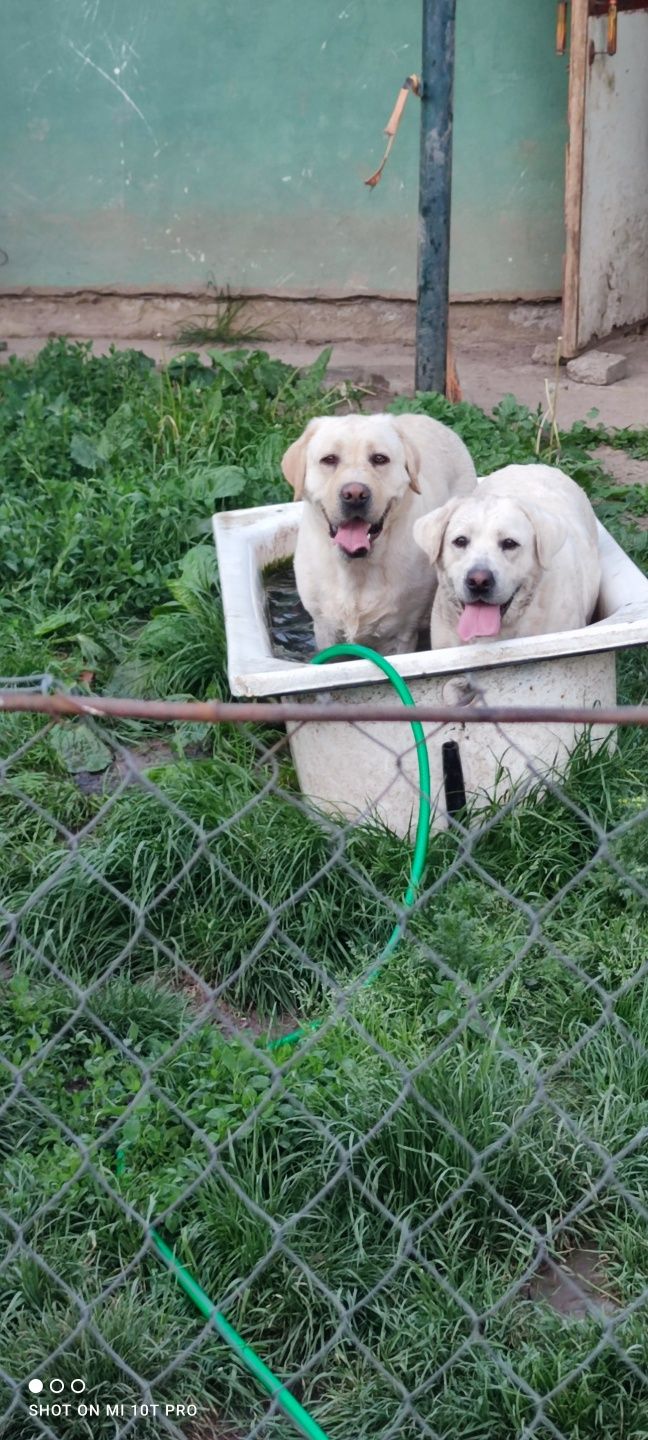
xmin=320 ymin=454 xmax=338 ymax=466
xmin=370 ymin=453 xmax=390 ymax=466
xmin=452 ymin=535 xmax=469 ymax=548
xmin=501 ymin=538 xmax=520 ymax=551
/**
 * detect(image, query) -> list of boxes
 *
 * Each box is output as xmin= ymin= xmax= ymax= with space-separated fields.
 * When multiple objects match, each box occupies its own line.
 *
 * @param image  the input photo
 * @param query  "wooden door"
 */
xmin=562 ymin=0 xmax=648 ymax=356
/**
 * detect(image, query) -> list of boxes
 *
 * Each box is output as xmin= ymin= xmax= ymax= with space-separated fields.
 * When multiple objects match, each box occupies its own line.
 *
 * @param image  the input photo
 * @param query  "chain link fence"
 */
xmin=2 ymin=680 xmax=648 ymax=1440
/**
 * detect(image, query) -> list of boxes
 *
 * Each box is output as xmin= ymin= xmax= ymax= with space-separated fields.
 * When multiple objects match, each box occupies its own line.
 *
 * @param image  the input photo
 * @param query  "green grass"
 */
xmin=174 ymin=285 xmax=265 ymax=348
xmin=0 ymin=339 xmax=338 ymax=684
xmin=1 ymin=341 xmax=648 ymax=1437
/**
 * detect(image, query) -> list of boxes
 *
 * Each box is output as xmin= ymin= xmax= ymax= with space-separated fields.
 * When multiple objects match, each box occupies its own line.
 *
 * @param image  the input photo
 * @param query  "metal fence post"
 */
xmin=415 ymin=0 xmax=457 ymax=393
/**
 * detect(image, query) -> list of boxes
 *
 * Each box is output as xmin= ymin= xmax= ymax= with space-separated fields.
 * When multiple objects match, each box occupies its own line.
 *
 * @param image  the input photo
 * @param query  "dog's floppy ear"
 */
xmin=413 ymin=499 xmax=461 ymax=564
xmin=391 ymin=417 xmax=422 ymax=494
xmin=281 ymin=419 xmax=320 ymax=500
xmin=520 ymin=502 xmax=567 ymax=569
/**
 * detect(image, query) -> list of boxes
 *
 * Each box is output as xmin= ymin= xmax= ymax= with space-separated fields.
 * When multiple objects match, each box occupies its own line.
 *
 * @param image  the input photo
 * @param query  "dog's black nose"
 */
xmin=340 ymin=482 xmax=371 ymax=511
xmin=466 ymin=566 xmax=495 ymax=596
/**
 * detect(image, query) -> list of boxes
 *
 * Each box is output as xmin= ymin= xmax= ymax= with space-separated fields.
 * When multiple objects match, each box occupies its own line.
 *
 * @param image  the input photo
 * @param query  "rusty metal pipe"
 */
xmin=0 ymin=690 xmax=647 ymax=728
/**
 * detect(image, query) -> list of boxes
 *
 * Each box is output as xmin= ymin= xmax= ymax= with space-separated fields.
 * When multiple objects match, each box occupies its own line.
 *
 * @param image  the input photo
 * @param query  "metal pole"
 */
xmin=1 ymin=691 xmax=647 ymax=728
xmin=415 ymin=0 xmax=457 ymax=393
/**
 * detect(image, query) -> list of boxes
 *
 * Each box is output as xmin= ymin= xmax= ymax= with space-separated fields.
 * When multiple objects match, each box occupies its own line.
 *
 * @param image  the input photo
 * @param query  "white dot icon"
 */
xmin=28 ymin=1379 xmax=43 ymax=1394
xmin=71 ymin=1379 xmax=86 ymax=1393
xmin=50 ymin=1379 xmax=64 ymax=1394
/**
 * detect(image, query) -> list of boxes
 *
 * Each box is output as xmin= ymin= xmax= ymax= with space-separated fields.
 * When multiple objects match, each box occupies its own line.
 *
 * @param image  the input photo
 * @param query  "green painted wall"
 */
xmin=1 ymin=1 xmax=568 ymax=296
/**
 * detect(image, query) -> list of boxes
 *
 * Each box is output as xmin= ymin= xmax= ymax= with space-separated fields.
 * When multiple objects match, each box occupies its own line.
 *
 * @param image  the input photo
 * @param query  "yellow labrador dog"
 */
xmin=281 ymin=413 xmax=476 ymax=653
xmin=413 ymin=463 xmax=601 ymax=647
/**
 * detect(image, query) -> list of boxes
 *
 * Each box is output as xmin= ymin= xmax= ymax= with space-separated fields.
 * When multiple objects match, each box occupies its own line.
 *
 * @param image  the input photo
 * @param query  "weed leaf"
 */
xmin=189 ymin=464 xmax=247 ymax=501
xmin=69 ymin=432 xmax=108 ymax=471
xmin=50 ymin=723 xmax=113 ymax=774
xmin=176 ymin=545 xmax=218 ymax=594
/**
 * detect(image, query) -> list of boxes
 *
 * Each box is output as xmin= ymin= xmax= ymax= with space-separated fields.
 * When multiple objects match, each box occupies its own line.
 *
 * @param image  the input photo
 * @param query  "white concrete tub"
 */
xmin=213 ymin=502 xmax=648 ymax=836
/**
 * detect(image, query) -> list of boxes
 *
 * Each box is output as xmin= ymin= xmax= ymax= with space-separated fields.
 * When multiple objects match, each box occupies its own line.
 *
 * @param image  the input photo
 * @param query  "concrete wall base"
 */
xmin=0 ymin=288 xmax=561 ymax=345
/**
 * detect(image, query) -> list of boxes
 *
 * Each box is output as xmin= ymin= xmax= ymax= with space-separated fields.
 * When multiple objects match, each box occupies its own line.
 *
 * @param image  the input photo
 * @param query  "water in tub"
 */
xmin=263 ymin=560 xmax=316 ymax=662
xmin=263 ymin=560 xmax=430 ymax=662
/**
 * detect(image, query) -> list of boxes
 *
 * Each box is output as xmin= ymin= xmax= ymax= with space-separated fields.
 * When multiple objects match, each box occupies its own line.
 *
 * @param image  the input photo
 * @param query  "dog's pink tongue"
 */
xmin=458 ymin=603 xmax=502 ymax=642
xmin=333 ymin=519 xmax=371 ymax=554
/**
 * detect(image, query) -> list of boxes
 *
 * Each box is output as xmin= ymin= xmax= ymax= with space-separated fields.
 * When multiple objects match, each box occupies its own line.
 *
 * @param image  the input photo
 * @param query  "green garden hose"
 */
xmin=151 ymin=1231 xmax=330 ymax=1440
xmin=149 ymin=644 xmax=432 ymax=1440
xmin=267 ymin=642 xmax=432 ymax=1050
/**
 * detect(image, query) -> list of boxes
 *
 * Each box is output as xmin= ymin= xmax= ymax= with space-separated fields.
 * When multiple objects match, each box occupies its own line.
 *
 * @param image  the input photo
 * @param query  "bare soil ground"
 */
xmin=3 ymin=300 xmax=648 ymax=431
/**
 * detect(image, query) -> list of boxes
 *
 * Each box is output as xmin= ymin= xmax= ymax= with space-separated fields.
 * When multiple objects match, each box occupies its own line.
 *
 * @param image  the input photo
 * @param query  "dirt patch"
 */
xmin=72 ymin=739 xmax=209 ymax=795
xmin=593 ymin=444 xmax=648 ymax=489
xmin=344 ymin=371 xmax=394 ymax=414
xmin=592 ymin=443 xmax=648 ymax=530
xmin=528 ymin=1248 xmax=619 ymax=1319
xmin=187 ymin=1415 xmax=246 ymax=1440
xmin=178 ymin=977 xmax=302 ymax=1046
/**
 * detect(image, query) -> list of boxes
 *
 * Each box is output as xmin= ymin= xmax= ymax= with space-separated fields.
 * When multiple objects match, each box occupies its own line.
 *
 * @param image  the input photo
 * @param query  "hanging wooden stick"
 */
xmin=365 ymin=74 xmax=421 ymax=188
xmin=364 ymin=71 xmax=462 ymax=402
xmin=556 ymin=1 xmax=568 ymax=54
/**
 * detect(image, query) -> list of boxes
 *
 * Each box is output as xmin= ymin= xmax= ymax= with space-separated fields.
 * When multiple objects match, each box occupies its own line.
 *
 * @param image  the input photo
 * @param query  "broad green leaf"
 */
xmin=50 ymin=724 xmax=113 ymax=774
xmin=95 ymin=429 xmax=116 ymax=461
xmin=189 ymin=464 xmax=246 ymax=500
xmin=207 ymin=349 xmax=244 ymax=382
xmin=168 ymin=350 xmax=203 ymax=371
xmin=122 ymin=1114 xmax=141 ymax=1144
xmin=34 ymin=608 xmax=82 ymax=637
xmin=306 ymin=345 xmax=332 ymax=385
xmin=176 ymin=544 xmax=218 ymax=594
xmin=70 ymin=432 xmax=106 ymax=470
